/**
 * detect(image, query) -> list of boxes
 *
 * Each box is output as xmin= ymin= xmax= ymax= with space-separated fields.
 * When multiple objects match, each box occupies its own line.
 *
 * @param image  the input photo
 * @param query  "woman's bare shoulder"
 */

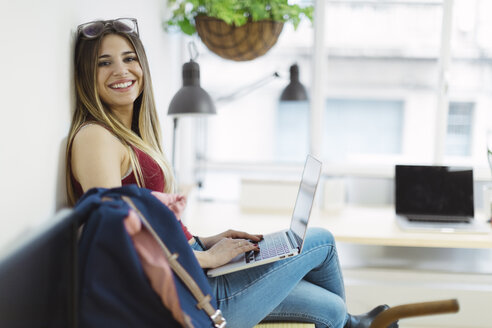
xmin=71 ymin=123 xmax=126 ymax=169
xmin=73 ymin=123 xmax=121 ymax=145
xmin=71 ymin=123 xmax=127 ymax=189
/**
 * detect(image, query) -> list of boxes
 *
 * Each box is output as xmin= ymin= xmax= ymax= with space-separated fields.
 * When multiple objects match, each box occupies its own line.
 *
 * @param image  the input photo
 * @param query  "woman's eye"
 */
xmin=98 ymin=61 xmax=111 ymax=67
xmin=124 ymin=57 xmax=138 ymax=63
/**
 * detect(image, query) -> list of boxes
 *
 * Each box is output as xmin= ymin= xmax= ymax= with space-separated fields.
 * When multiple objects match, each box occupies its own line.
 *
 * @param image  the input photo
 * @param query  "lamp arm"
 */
xmin=214 ymin=72 xmax=281 ymax=103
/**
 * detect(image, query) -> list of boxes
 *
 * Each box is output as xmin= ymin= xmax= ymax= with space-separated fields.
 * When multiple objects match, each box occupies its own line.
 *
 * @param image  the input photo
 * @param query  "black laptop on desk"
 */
xmin=394 ymin=165 xmax=491 ymax=234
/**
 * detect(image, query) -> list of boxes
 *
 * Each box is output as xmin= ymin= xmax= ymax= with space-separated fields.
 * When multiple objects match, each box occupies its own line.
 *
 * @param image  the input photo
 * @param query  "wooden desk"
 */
xmin=184 ymin=201 xmax=492 ymax=249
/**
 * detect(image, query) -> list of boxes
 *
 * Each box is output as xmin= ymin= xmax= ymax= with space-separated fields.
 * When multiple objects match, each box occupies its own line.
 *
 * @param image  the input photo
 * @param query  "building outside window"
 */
xmin=446 ymin=101 xmax=474 ymax=157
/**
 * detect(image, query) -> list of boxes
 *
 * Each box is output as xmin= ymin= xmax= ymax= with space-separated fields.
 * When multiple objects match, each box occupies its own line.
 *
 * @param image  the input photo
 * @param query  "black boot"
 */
xmin=344 ymin=304 xmax=398 ymax=328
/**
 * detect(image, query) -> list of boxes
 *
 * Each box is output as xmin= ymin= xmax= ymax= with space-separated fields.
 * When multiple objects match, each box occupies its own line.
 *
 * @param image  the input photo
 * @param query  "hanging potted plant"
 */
xmin=164 ymin=0 xmax=313 ymax=61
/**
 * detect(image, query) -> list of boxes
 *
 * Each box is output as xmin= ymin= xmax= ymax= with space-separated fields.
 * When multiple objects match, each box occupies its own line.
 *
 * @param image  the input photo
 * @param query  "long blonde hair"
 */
xmin=66 ymin=25 xmax=174 ymax=206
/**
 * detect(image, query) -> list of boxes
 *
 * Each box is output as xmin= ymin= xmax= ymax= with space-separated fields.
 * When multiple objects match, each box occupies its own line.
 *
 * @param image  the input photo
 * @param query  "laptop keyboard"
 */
xmin=245 ymin=231 xmax=292 ymax=263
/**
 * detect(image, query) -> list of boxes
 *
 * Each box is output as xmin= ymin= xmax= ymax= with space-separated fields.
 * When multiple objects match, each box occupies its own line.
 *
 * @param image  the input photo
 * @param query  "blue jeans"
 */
xmin=192 ymin=228 xmax=348 ymax=328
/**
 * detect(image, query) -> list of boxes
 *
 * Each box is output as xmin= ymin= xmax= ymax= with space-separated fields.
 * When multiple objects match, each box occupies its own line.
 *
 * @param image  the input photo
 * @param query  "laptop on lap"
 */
xmin=394 ymin=165 xmax=490 ymax=234
xmin=207 ymin=155 xmax=322 ymax=277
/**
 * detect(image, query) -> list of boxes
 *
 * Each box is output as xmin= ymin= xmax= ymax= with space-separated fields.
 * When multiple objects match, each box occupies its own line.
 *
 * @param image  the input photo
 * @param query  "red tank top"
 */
xmin=72 ymin=145 xmax=165 ymax=198
xmin=71 ymin=125 xmax=193 ymax=241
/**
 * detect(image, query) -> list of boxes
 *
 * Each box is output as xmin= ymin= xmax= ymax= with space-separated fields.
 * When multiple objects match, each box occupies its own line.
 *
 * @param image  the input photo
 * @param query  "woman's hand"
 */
xmin=194 ymin=238 xmax=260 ymax=269
xmin=200 ymin=229 xmax=263 ymax=249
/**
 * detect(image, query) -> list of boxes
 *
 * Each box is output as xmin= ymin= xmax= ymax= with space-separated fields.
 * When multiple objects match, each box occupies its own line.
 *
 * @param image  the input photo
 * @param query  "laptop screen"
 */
xmin=395 ymin=165 xmax=474 ymax=217
xmin=290 ymin=155 xmax=322 ymax=243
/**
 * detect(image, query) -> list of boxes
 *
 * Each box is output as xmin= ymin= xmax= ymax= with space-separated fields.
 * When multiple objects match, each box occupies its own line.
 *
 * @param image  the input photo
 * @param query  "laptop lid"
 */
xmin=395 ymin=165 xmax=474 ymax=220
xmin=206 ymin=155 xmax=322 ymax=277
xmin=290 ymin=155 xmax=322 ymax=250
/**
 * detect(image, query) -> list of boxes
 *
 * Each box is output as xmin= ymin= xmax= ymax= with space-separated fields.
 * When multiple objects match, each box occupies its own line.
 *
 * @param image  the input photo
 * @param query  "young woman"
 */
xmin=66 ymin=18 xmax=397 ymax=328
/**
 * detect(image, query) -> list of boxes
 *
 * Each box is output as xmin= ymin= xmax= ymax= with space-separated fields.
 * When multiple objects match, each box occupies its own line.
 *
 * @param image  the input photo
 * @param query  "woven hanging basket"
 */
xmin=195 ymin=15 xmax=284 ymax=61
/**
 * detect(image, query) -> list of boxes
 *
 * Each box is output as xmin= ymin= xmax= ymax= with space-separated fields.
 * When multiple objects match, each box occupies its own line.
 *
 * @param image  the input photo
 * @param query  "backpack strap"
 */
xmin=122 ymin=196 xmax=227 ymax=328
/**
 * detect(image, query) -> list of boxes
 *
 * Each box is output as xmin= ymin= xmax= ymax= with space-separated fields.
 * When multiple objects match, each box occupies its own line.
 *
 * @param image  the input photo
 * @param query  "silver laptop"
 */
xmin=207 ymin=155 xmax=322 ymax=277
xmin=395 ymin=165 xmax=490 ymax=234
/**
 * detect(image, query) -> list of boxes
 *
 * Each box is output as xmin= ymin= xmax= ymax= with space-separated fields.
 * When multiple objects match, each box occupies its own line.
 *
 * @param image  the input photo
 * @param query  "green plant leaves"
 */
xmin=164 ymin=0 xmax=314 ymax=34
xmin=178 ymin=19 xmax=196 ymax=35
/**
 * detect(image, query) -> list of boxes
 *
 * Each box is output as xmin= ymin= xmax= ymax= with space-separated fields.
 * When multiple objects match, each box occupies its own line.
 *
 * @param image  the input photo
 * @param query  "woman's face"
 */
xmin=96 ymin=34 xmax=143 ymax=113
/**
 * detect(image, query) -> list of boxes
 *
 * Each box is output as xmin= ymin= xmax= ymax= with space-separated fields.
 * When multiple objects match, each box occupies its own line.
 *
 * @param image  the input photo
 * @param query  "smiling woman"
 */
xmin=65 ymin=18 xmax=175 ymax=206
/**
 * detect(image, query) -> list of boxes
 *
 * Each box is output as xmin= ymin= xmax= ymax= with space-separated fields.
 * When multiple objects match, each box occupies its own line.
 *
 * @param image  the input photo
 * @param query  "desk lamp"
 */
xmin=168 ymin=53 xmax=216 ymax=170
xmin=280 ymin=63 xmax=308 ymax=101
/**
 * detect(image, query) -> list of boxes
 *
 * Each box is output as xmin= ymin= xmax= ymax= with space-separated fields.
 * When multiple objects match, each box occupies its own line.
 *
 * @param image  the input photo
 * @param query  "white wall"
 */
xmin=0 ymin=0 xmax=177 ymax=252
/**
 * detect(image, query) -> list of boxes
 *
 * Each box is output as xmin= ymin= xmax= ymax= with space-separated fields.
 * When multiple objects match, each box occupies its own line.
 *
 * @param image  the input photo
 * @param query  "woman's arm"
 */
xmin=193 ymin=237 xmax=260 ymax=269
xmin=199 ymin=229 xmax=263 ymax=249
xmin=71 ymin=124 xmax=129 ymax=192
xmin=193 ymin=230 xmax=263 ymax=269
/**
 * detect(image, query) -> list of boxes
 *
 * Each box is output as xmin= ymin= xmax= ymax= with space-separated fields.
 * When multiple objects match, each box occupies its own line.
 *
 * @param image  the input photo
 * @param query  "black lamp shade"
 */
xmin=280 ymin=64 xmax=308 ymax=101
xmin=168 ymin=60 xmax=216 ymax=116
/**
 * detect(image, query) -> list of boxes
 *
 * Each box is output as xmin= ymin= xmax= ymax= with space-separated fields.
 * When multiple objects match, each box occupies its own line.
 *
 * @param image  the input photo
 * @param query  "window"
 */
xmin=446 ymin=102 xmax=474 ymax=157
xmin=173 ymin=0 xmax=492 ymax=202
xmin=445 ymin=0 xmax=492 ymax=168
xmin=321 ymin=0 xmax=442 ymax=166
xmin=322 ymin=99 xmax=404 ymax=162
xmin=275 ymin=100 xmax=309 ymax=162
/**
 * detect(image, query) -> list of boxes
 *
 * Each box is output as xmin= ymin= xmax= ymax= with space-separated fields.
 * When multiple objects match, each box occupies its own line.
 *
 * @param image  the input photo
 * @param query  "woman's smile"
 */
xmin=108 ymin=79 xmax=136 ymax=91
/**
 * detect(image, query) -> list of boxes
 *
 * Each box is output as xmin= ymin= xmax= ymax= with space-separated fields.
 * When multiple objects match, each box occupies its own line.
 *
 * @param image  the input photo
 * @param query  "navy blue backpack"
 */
xmin=75 ymin=185 xmax=226 ymax=328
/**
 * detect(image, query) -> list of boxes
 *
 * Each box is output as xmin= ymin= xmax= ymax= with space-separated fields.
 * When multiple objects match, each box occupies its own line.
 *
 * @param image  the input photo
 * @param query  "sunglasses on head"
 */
xmin=77 ymin=18 xmax=139 ymax=39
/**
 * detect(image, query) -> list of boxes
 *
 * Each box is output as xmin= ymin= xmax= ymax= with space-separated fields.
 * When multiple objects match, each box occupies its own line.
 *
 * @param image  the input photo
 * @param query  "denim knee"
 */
xmin=306 ymin=227 xmax=336 ymax=248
